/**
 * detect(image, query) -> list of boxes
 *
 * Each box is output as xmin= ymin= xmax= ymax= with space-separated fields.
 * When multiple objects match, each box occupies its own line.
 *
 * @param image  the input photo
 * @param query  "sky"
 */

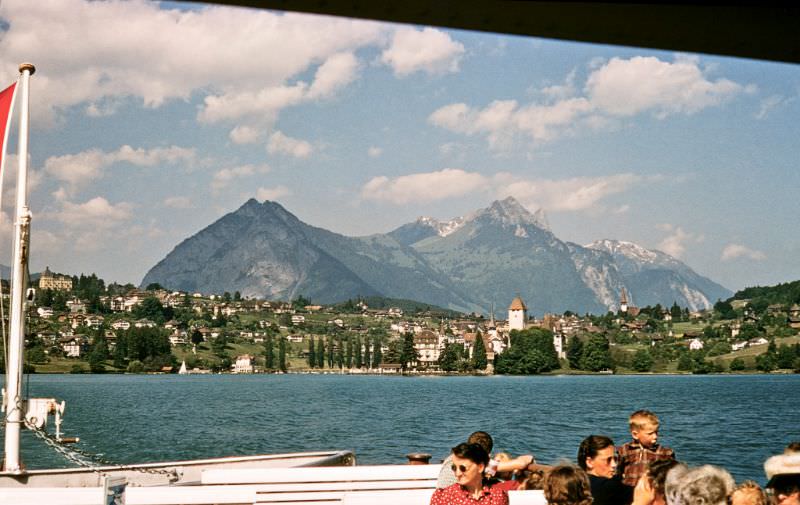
xmin=0 ymin=0 xmax=798 ymax=293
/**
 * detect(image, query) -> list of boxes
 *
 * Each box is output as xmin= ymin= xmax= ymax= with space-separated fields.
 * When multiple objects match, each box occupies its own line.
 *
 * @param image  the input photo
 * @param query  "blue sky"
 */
xmin=0 ymin=0 xmax=798 ymax=293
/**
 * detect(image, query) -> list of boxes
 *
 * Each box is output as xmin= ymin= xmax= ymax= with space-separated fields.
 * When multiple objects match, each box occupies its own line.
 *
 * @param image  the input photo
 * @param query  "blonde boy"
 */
xmin=617 ymin=410 xmax=675 ymax=487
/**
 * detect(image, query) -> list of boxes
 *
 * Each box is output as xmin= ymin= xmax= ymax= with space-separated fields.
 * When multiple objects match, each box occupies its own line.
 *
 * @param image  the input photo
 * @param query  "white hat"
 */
xmin=764 ymin=453 xmax=800 ymax=488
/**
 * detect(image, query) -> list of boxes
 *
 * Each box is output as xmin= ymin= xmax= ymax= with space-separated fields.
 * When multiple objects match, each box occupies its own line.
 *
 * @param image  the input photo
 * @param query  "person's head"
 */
xmin=630 ymin=410 xmax=661 ymax=448
xmin=646 ymin=458 xmax=681 ymax=505
xmin=467 ymin=431 xmax=494 ymax=455
xmin=786 ymin=442 xmax=800 ymax=455
xmin=664 ymin=464 xmax=734 ymax=505
xmin=578 ymin=435 xmax=617 ymax=478
xmin=543 ymin=465 xmax=593 ymax=505
xmin=451 ymin=442 xmax=490 ymax=490
xmin=765 ymin=453 xmax=800 ymax=505
xmin=518 ymin=469 xmax=545 ymax=491
xmin=730 ymin=481 xmax=767 ymax=505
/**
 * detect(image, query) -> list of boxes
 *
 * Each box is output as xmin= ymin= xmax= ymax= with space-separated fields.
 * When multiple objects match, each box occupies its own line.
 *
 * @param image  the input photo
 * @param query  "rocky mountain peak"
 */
xmin=472 ymin=196 xmax=550 ymax=232
xmin=413 ymin=215 xmax=466 ymax=237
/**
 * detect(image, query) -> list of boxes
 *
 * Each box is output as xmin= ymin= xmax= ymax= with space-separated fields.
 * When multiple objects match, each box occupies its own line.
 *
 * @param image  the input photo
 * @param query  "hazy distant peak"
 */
xmin=532 ymin=208 xmax=551 ymax=232
xmin=585 ymin=239 xmax=682 ymax=270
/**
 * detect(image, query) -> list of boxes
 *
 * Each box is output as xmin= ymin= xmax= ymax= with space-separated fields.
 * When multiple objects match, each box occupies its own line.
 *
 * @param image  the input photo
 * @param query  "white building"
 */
xmin=233 ymin=354 xmax=254 ymax=374
xmin=689 ymin=338 xmax=704 ymax=350
xmin=111 ymin=320 xmax=131 ymax=330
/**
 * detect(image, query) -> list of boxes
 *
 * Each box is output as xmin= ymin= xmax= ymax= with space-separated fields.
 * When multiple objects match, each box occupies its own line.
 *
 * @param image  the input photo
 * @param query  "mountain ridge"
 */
xmin=141 ymin=198 xmax=732 ymax=315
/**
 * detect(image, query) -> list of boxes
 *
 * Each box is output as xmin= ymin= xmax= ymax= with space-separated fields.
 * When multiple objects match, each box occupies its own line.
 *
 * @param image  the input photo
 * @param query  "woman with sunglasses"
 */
xmin=578 ymin=435 xmax=633 ymax=505
xmin=430 ymin=442 xmax=509 ymax=505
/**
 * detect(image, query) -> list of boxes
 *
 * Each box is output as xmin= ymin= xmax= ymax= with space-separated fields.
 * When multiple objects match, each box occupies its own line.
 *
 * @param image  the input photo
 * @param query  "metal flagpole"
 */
xmin=3 ymin=62 xmax=35 ymax=473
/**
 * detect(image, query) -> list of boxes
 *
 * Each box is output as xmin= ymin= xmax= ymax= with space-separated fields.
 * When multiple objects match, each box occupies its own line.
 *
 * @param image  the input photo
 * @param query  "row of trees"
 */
xmin=303 ymin=334 xmax=385 ymax=370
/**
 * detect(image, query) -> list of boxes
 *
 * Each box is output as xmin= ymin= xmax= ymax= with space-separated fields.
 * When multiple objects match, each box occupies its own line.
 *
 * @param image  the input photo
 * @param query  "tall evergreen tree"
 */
xmin=364 ymin=337 xmax=371 ymax=368
xmin=354 ymin=335 xmax=363 ymax=368
xmin=264 ymin=334 xmax=274 ymax=370
xmin=327 ymin=337 xmax=335 ymax=368
xmin=278 ymin=337 xmax=287 ymax=372
xmin=472 ymin=332 xmax=488 ymax=371
xmin=438 ymin=343 xmax=462 ymax=372
xmin=316 ymin=337 xmax=325 ymax=368
xmin=567 ymin=336 xmax=584 ymax=369
xmin=400 ymin=333 xmax=418 ymax=370
xmin=336 ymin=336 xmax=344 ymax=369
xmin=307 ymin=337 xmax=316 ymax=368
xmin=372 ymin=336 xmax=382 ymax=368
xmin=346 ymin=337 xmax=353 ymax=368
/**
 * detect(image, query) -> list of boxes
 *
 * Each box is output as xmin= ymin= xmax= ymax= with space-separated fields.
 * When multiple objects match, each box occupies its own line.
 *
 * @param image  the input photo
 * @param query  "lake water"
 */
xmin=1 ymin=374 xmax=797 ymax=484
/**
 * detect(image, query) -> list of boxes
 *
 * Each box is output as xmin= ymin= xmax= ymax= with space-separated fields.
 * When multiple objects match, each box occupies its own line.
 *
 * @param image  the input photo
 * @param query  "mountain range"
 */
xmin=141 ymin=197 xmax=732 ymax=315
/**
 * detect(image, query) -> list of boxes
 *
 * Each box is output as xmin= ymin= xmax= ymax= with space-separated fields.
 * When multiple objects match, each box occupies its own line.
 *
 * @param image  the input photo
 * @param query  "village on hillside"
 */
xmin=8 ymin=268 xmax=800 ymax=375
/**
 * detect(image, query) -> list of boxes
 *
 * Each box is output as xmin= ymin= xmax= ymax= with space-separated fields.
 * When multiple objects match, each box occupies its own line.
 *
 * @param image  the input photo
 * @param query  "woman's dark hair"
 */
xmin=452 ymin=442 xmax=490 ymax=466
xmin=647 ymin=458 xmax=680 ymax=496
xmin=577 ymin=435 xmax=615 ymax=470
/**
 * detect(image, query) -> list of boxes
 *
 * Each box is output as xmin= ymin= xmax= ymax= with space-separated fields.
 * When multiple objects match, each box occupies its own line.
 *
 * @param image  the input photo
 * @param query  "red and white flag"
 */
xmin=0 ymin=82 xmax=18 ymax=179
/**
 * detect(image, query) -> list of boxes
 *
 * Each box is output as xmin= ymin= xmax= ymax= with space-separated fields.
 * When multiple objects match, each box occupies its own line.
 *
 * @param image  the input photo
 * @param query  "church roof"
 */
xmin=509 ymin=296 xmax=527 ymax=311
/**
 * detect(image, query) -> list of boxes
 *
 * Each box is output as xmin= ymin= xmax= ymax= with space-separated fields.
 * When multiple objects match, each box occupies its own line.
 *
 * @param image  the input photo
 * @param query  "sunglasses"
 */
xmin=451 ymin=464 xmax=472 ymax=473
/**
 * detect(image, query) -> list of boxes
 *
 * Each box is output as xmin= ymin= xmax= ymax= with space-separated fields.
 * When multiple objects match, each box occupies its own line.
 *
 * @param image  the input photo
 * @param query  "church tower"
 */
xmin=619 ymin=288 xmax=629 ymax=314
xmin=508 ymin=295 xmax=528 ymax=331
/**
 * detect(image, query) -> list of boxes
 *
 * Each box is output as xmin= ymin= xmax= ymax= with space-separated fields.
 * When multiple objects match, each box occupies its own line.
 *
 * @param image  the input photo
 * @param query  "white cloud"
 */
xmin=256 ymin=185 xmax=290 ymax=201
xmin=494 ymin=173 xmax=650 ymax=212
xmin=656 ymin=225 xmax=702 ymax=258
xmin=380 ymin=27 xmax=464 ymax=77
xmin=198 ymin=83 xmax=308 ymax=125
xmin=229 ymin=125 xmax=260 ymax=145
xmin=586 ymin=56 xmax=744 ymax=117
xmin=429 ymin=98 xmax=593 ymax=148
xmin=1 ymin=154 xmax=43 ymax=205
xmin=361 ymin=168 xmax=487 ymax=204
xmin=0 ymin=0 xmax=386 ymax=126
xmin=539 ymin=69 xmax=578 ymax=101
xmin=54 ymin=196 xmax=133 ymax=229
xmin=755 ymin=94 xmax=794 ymax=120
xmin=163 ymin=196 xmax=193 ymax=209
xmin=368 ymin=146 xmax=383 ymax=158
xmin=430 ymin=55 xmax=748 ymax=150
xmin=721 ymin=243 xmax=767 ymax=261
xmin=43 ymin=145 xmax=196 ymax=190
xmin=307 ymin=52 xmax=360 ymax=99
xmin=211 ymin=164 xmax=270 ymax=191
xmin=267 ymin=131 xmax=313 ymax=158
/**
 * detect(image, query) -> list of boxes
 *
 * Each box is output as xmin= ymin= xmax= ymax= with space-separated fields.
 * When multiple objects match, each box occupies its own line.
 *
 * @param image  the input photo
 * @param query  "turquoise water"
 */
xmin=1 ymin=374 xmax=797 ymax=484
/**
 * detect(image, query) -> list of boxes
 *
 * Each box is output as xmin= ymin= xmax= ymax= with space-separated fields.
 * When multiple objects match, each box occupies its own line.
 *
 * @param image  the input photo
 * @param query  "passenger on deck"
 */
xmin=729 ymin=481 xmax=767 ymax=505
xmin=578 ymin=435 xmax=632 ymax=505
xmin=786 ymin=442 xmax=800 ymax=454
xmin=632 ymin=458 xmax=682 ymax=505
xmin=618 ymin=410 xmax=676 ymax=488
xmin=543 ymin=465 xmax=593 ymax=505
xmin=764 ymin=452 xmax=800 ymax=505
xmin=429 ymin=443 xmax=509 ymax=505
xmin=663 ymin=464 xmax=734 ymax=505
xmin=437 ymin=431 xmax=534 ymax=489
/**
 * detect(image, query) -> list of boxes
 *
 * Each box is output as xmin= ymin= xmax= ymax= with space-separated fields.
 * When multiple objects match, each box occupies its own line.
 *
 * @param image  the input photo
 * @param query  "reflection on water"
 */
xmin=1 ymin=374 xmax=796 ymax=483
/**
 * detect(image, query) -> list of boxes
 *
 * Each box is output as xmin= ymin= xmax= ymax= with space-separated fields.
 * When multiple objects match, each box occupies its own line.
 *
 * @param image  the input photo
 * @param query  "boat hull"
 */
xmin=0 ymin=450 xmax=355 ymax=487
